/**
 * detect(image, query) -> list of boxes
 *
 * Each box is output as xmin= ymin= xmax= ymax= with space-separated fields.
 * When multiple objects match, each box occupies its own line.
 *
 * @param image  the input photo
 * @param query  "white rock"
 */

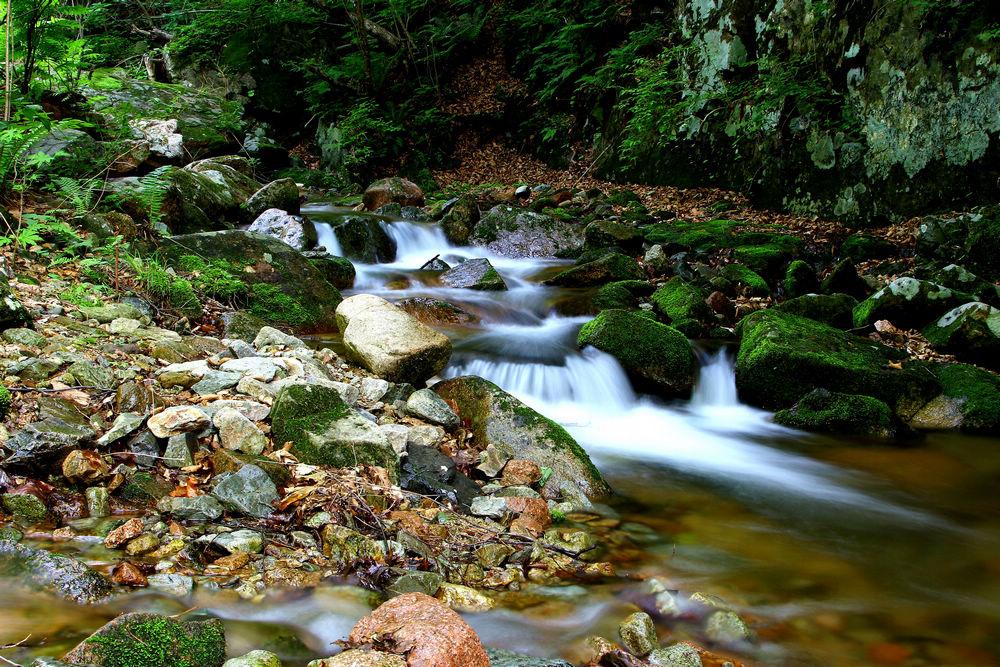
xmin=147 ymin=406 xmax=209 ymax=438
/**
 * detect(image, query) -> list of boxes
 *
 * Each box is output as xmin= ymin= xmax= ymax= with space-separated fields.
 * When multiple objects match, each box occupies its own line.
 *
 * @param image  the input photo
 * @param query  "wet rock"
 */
xmin=212 ymin=464 xmax=278 ymax=518
xmin=125 ymin=533 xmax=160 ymax=556
xmin=578 ymin=309 xmax=696 ymax=397
xmin=111 ymin=561 xmax=148 ymax=587
xmin=85 ymin=487 xmax=110 ymax=517
xmin=105 ymin=517 xmax=144 ymax=548
xmin=96 ymin=412 xmax=145 ymax=446
xmin=910 ymin=362 xmax=1000 ymax=434
xmin=263 ymin=567 xmax=321 ymax=589
xmin=650 ymin=277 xmax=715 ymax=337
xmin=397 ymin=297 xmax=479 ymax=327
xmin=923 ymin=302 xmax=1000 ymax=368
xmin=308 ymin=254 xmax=356 ymax=290
xmin=148 ymin=406 xmax=210 ymax=438
xmin=59 ymin=446 xmax=106 ymax=483
xmin=62 ymin=613 xmax=225 ymax=666
xmin=248 ymin=208 xmax=316 ymax=251
xmin=223 ymin=651 xmax=282 ymax=667
xmin=146 ymin=573 xmax=194 ymax=596
xmin=387 ymin=569 xmax=443 ymax=597
xmin=502 ymin=459 xmax=542 ymax=486
xmin=200 ymin=528 xmax=265 ymax=554
xmin=9 ymin=357 xmax=60 ymax=382
xmin=648 ymin=643 xmax=703 ymax=667
xmin=405 ymin=389 xmax=461 ymax=429
xmin=214 ymin=407 xmax=267 ymax=455
xmin=212 ymin=449 xmax=291 ymax=485
xmin=128 ymin=430 xmax=161 ymax=467
xmin=440 ymin=196 xmax=479 ymax=245
xmin=619 ymin=611 xmax=658 ymax=656
xmin=308 ymin=650 xmax=405 ymax=667
xmin=736 ymin=310 xmax=939 ymax=415
xmin=774 ymin=389 xmax=896 ymax=438
xmin=704 ymin=610 xmax=752 ymax=644
xmin=271 ymin=383 xmax=398 ymax=478
xmin=439 ymin=258 xmax=507 ymax=291
xmin=4 ymin=418 xmax=96 ymax=468
xmin=348 ymin=592 xmax=489 ymax=667
xmin=158 ymin=495 xmax=224 ymax=521
xmin=584 ymin=220 xmax=643 ymax=253
xmin=363 ymin=177 xmax=424 ymax=211
xmin=321 ymin=525 xmax=387 ymax=567
xmin=247 ymin=178 xmax=301 ymax=218
xmin=0 ymin=541 xmax=113 ymax=604
xmin=329 ymin=215 xmax=397 ymax=263
xmin=545 ymin=253 xmax=644 ymax=287
xmin=472 ymin=206 xmax=583 ymax=258
xmin=336 ymin=295 xmax=452 ymax=384
xmin=435 ymin=376 xmax=609 ymax=501
xmin=436 ymin=582 xmax=495 ymax=612
xmin=163 ymin=433 xmax=196 ymax=468
xmin=2 ymin=492 xmax=49 ymax=524
xmin=853 ymin=277 xmax=970 ymax=329
xmin=401 ymin=444 xmax=479 ymax=509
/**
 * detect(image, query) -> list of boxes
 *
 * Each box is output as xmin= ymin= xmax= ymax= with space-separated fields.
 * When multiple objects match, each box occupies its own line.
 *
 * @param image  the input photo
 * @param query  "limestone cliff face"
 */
xmin=597 ymin=0 xmax=1000 ymax=224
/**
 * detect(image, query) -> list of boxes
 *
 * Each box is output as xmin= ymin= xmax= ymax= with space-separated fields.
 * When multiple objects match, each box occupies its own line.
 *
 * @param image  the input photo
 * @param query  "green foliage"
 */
xmin=3 ymin=0 xmax=99 ymax=95
xmin=128 ymin=254 xmax=203 ymax=318
xmin=176 ymin=255 xmax=246 ymax=302
xmin=60 ymin=282 xmax=111 ymax=307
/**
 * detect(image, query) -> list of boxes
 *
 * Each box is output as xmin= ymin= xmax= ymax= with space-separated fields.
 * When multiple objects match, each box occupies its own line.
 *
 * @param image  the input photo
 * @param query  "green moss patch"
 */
xmin=735 ymin=309 xmax=939 ymax=413
xmin=65 ymin=613 xmax=226 ymax=667
xmin=775 ymin=389 xmax=895 ymax=438
xmin=578 ymin=309 xmax=695 ymax=396
xmin=719 ymin=264 xmax=769 ymax=295
xmin=919 ymin=363 xmax=1000 ymax=434
xmin=651 ymin=277 xmax=714 ymax=337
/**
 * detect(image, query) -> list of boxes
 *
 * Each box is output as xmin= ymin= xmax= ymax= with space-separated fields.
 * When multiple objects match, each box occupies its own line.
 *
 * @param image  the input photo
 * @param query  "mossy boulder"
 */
xmin=783 ymin=260 xmax=819 ymax=298
xmin=577 ymin=309 xmax=696 ymax=397
xmin=271 ymin=383 xmax=399 ymax=480
xmin=0 ymin=541 xmax=113 ymax=604
xmin=909 ymin=363 xmax=1000 ymax=434
xmin=544 ymin=252 xmax=643 ymax=287
xmin=583 ymin=220 xmax=643 ymax=253
xmin=62 ymin=613 xmax=226 ymax=667
xmin=774 ymin=389 xmax=895 ymax=439
xmin=440 ymin=258 xmax=507 ymax=290
xmin=931 ymin=265 xmax=999 ymax=306
xmin=840 ymin=234 xmax=896 ymax=262
xmin=916 ymin=206 xmax=1000 ymax=281
xmin=433 ymin=376 xmax=610 ymax=501
xmin=396 ymin=297 xmax=478 ymax=326
xmin=472 ymin=205 xmax=583 ymax=258
xmin=245 ymin=178 xmax=300 ymax=220
xmin=1 ymin=280 xmax=32 ymax=330
xmin=735 ymin=310 xmax=938 ymax=415
xmin=853 ymin=277 xmax=970 ymax=329
xmin=440 ymin=196 xmax=480 ymax=245
xmin=592 ymin=280 xmax=654 ymax=311
xmin=308 ymin=255 xmax=356 ymax=290
xmin=641 ymin=218 xmax=741 ymax=252
xmin=718 ymin=264 xmax=769 ymax=296
xmin=651 ymin=277 xmax=715 ymax=337
xmin=161 ymin=231 xmax=342 ymax=330
xmin=330 ymin=215 xmax=397 ymax=263
xmin=923 ymin=302 xmax=1000 ymax=369
xmin=774 ymin=293 xmax=858 ymax=329
xmin=821 ymin=260 xmax=870 ymax=300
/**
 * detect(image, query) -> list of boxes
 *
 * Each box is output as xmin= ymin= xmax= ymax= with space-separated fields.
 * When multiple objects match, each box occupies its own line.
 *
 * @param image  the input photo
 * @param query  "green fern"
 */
xmin=54 ymin=176 xmax=98 ymax=216
xmin=137 ymin=169 xmax=171 ymax=231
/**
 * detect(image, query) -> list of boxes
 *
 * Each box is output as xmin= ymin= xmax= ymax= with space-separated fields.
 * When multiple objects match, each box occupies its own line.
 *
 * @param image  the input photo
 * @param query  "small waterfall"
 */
xmin=691 ymin=348 xmax=739 ymax=407
xmin=314 ymin=222 xmax=343 ymax=257
xmin=379 ymin=221 xmax=452 ymax=262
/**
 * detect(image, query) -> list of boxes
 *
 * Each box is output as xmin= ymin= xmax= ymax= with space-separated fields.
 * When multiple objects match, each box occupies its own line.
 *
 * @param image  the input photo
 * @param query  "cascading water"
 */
xmin=691 ymin=347 xmax=740 ymax=407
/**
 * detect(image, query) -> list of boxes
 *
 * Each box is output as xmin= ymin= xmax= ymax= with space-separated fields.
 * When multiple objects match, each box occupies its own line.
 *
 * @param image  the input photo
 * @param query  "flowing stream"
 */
xmin=4 ymin=205 xmax=999 ymax=666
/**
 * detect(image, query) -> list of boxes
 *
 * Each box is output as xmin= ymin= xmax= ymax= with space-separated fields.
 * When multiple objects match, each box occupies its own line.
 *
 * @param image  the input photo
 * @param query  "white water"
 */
xmin=304 ymin=202 xmax=944 ymax=522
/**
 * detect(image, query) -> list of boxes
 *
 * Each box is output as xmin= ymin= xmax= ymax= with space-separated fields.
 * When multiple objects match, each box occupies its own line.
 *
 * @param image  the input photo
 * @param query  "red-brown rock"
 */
xmin=104 ymin=517 xmax=143 ymax=548
xmin=348 ymin=592 xmax=489 ymax=667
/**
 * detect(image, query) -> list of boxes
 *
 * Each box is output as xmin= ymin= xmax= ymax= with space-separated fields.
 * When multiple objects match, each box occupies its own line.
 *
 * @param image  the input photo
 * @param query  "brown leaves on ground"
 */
xmin=870 ymin=320 xmax=957 ymax=364
xmin=348 ymin=592 xmax=490 ymax=667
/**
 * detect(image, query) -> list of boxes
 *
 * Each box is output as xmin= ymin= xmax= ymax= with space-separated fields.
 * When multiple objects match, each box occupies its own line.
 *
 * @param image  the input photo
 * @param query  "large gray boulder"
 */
xmin=853 ymin=277 xmax=970 ymax=329
xmin=247 ymin=208 xmax=317 ymax=251
xmin=471 ymin=206 xmax=583 ymax=258
xmin=0 ymin=541 xmax=113 ymax=604
xmin=439 ymin=258 xmax=507 ymax=290
xmin=335 ymin=295 xmax=452 ymax=383
xmin=245 ymin=178 xmax=300 ymax=219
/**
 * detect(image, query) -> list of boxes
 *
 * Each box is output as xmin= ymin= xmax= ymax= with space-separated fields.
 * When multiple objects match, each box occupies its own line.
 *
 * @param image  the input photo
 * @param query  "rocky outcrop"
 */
xmin=544 ymin=252 xmax=644 ymax=288
xmin=923 ymin=302 xmax=1000 ymax=369
xmin=774 ymin=389 xmax=896 ymax=439
xmin=247 ymin=208 xmax=317 ymax=251
xmin=434 ymin=376 xmax=610 ymax=501
xmin=336 ymin=295 xmax=452 ymax=383
xmin=853 ymin=277 xmax=970 ymax=329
